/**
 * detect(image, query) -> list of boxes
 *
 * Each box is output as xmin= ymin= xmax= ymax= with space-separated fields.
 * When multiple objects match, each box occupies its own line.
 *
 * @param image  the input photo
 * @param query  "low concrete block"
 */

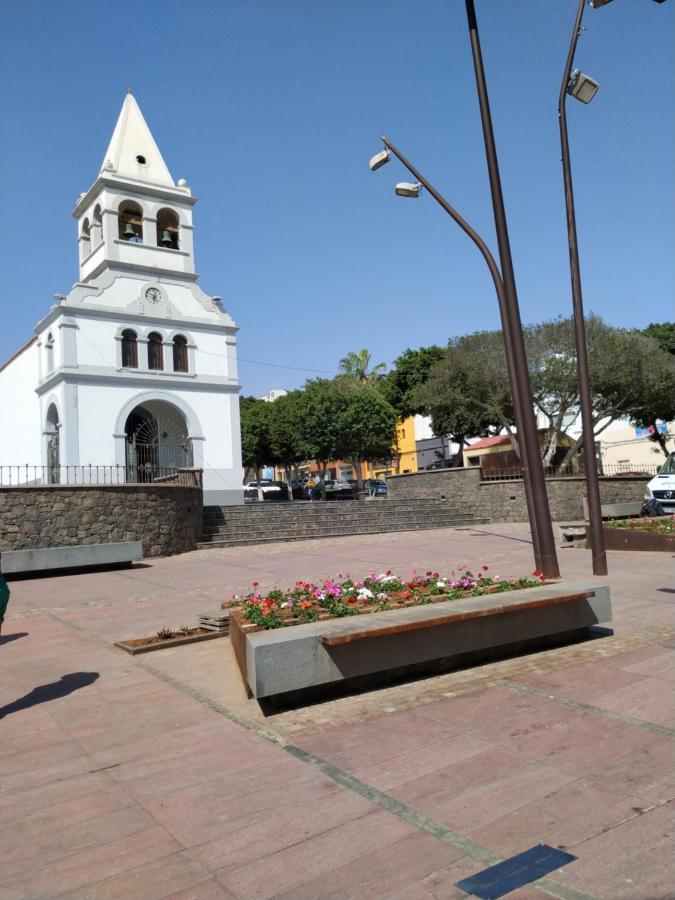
xmin=243 ymin=582 xmax=611 ymax=700
xmin=1 ymin=541 xmax=143 ymax=574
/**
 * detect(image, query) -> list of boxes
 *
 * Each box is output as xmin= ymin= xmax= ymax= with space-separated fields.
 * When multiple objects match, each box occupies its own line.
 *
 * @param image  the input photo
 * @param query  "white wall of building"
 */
xmin=598 ymin=419 xmax=672 ymax=471
xmin=0 ymin=342 xmax=43 ymax=479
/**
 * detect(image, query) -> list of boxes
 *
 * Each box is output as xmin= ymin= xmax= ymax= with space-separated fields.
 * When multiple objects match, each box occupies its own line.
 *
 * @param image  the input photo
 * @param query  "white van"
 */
xmin=645 ymin=453 xmax=675 ymax=513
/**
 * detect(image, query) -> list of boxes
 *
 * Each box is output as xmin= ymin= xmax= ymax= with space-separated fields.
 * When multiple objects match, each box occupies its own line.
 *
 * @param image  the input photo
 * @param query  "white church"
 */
xmin=0 ymin=92 xmax=244 ymax=505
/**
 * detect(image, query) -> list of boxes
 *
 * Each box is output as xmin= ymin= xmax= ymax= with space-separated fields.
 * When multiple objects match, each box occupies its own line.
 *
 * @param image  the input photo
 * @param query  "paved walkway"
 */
xmin=1 ymin=524 xmax=673 ymax=899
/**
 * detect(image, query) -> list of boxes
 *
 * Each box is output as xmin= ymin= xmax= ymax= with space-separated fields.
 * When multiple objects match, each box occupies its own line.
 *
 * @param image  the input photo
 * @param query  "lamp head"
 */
xmin=567 ymin=69 xmax=600 ymax=103
xmin=369 ymin=149 xmax=390 ymax=171
xmin=589 ymin=0 xmax=614 ymax=8
xmin=395 ymin=182 xmax=422 ymax=198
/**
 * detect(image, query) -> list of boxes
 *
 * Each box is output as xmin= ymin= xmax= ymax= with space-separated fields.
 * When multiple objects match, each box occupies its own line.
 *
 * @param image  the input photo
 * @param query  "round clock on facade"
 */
xmin=145 ymin=287 xmax=161 ymax=304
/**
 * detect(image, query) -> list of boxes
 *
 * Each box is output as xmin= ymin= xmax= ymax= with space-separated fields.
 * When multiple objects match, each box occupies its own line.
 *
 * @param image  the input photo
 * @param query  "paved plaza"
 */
xmin=1 ymin=523 xmax=673 ymax=899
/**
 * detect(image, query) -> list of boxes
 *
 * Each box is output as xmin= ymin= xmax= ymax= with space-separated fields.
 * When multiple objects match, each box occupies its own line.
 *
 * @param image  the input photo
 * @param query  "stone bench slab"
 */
xmin=239 ymin=582 xmax=611 ymax=701
xmin=1 ymin=541 xmax=143 ymax=575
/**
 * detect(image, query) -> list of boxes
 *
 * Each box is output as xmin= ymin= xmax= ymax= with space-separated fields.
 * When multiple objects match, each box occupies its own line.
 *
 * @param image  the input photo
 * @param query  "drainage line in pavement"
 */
xmin=34 ymin=606 xmax=596 ymax=900
xmin=506 ymin=683 xmax=675 ymax=738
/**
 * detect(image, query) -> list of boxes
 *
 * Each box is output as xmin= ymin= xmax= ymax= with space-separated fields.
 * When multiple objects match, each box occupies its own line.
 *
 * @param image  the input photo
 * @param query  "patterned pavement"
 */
xmin=1 ymin=523 xmax=673 ymax=899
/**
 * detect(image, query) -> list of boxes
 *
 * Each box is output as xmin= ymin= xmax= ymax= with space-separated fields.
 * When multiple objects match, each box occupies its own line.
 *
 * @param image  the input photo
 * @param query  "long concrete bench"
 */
xmin=232 ymin=581 xmax=612 ymax=702
xmin=582 ymin=499 xmax=643 ymax=520
xmin=1 ymin=541 xmax=143 ymax=576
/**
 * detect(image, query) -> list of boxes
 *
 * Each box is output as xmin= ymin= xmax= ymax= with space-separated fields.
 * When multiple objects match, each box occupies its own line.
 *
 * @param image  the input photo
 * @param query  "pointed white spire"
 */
xmin=100 ymin=91 xmax=175 ymax=187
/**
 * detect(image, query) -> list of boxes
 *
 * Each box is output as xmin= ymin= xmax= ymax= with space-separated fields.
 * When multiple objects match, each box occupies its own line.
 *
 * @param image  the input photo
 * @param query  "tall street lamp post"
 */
xmin=559 ymin=0 xmax=667 ymax=576
xmin=370 ymin=139 xmax=559 ymax=578
xmin=559 ymin=0 xmax=608 ymax=576
xmin=462 ymin=0 xmax=560 ymax=580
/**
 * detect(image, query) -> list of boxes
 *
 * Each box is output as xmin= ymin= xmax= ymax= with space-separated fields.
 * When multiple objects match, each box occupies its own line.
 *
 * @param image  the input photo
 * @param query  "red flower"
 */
xmin=347 ymin=597 xmax=357 ymax=604
xmin=532 ymin=569 xmax=543 ymax=578
xmin=402 ymin=590 xmax=411 ymax=599
xmin=482 ymin=565 xmax=489 ymax=571
xmin=252 ymin=581 xmax=259 ymax=588
xmin=433 ymin=572 xmax=440 ymax=578
xmin=300 ymin=600 xmax=312 ymax=609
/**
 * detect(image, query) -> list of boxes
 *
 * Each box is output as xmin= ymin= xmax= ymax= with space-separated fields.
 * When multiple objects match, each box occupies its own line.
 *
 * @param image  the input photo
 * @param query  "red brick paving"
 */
xmin=1 ymin=523 xmax=673 ymax=898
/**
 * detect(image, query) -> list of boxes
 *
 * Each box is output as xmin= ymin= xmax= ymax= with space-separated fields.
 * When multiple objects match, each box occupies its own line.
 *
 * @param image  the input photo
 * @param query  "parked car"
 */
xmin=364 ymin=478 xmax=387 ymax=496
xmin=272 ymin=480 xmax=291 ymax=499
xmin=244 ymin=480 xmax=283 ymax=500
xmin=645 ymin=452 xmax=675 ymax=513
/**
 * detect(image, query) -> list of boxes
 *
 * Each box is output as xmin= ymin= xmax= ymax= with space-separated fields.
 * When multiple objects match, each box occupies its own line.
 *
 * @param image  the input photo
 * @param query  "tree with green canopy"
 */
xmin=334 ymin=382 xmax=398 ymax=491
xmin=380 ymin=345 xmax=446 ymax=419
xmin=239 ymin=396 xmax=273 ymax=501
xmin=414 ymin=332 xmax=512 ymax=466
xmin=643 ymin=322 xmax=675 ymax=356
xmin=297 ymin=379 xmax=346 ymax=499
xmin=267 ymin=391 xmax=305 ymax=500
xmin=526 ymin=317 xmax=675 ymax=467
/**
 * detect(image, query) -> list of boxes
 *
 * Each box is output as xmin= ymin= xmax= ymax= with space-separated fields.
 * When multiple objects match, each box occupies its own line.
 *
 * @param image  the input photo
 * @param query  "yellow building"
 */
xmin=369 ymin=415 xmax=418 ymax=479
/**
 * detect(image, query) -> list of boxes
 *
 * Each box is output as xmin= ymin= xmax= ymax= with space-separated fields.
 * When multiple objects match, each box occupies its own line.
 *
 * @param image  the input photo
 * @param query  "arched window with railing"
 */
xmin=148 ymin=332 xmax=164 ymax=370
xmin=172 ymin=335 xmax=189 ymax=372
xmin=121 ymin=329 xmax=138 ymax=368
xmin=156 ymin=208 xmax=179 ymax=249
xmin=118 ymin=200 xmax=144 ymax=243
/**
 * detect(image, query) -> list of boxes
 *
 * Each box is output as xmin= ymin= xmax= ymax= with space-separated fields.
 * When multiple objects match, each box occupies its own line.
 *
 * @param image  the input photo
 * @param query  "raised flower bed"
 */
xmin=115 ymin=626 xmax=227 ymax=655
xmin=599 ymin=516 xmax=675 ymax=553
xmin=229 ymin=568 xmax=612 ymax=703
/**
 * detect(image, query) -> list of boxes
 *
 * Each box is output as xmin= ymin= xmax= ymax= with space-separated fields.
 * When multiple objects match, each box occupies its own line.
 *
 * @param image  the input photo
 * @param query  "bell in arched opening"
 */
xmin=156 ymin=208 xmax=179 ymax=250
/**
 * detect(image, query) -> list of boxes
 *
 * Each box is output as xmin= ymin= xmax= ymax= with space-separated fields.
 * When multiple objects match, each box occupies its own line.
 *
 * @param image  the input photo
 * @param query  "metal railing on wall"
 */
xmin=479 ymin=463 xmax=660 ymax=482
xmin=0 ymin=465 xmax=203 ymax=488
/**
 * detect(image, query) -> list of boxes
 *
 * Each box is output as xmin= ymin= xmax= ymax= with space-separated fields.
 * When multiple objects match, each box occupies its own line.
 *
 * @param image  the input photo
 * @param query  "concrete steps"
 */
xmin=198 ymin=500 xmax=486 ymax=549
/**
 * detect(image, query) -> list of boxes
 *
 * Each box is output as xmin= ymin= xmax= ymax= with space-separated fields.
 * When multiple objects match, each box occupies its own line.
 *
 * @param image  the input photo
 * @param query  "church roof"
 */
xmin=100 ymin=91 xmax=175 ymax=187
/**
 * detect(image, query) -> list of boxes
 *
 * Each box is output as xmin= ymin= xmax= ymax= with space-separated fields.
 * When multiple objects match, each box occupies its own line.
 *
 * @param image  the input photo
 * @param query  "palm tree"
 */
xmin=338 ymin=349 xmax=386 ymax=384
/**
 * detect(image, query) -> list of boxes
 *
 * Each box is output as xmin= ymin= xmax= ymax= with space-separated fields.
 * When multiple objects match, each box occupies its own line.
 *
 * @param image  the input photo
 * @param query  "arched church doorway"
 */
xmin=124 ymin=400 xmax=193 ymax=481
xmin=45 ymin=403 xmax=60 ymax=484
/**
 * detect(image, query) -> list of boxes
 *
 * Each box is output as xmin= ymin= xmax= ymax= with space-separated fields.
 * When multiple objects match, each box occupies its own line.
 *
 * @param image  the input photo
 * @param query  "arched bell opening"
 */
xmin=92 ymin=203 xmax=103 ymax=249
xmin=118 ymin=200 xmax=144 ymax=242
xmin=156 ymin=208 xmax=179 ymax=250
xmin=124 ymin=400 xmax=193 ymax=481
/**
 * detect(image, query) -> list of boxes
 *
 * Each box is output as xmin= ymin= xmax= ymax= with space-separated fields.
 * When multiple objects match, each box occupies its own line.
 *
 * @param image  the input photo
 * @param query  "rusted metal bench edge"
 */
xmin=319 ymin=591 xmax=595 ymax=647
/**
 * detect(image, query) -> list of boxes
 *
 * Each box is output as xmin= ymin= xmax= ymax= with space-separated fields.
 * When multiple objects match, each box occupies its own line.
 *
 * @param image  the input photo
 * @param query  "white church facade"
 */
xmin=0 ymin=92 xmax=244 ymax=505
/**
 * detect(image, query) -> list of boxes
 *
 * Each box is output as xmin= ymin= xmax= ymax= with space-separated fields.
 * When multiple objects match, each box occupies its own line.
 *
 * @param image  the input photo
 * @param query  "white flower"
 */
xmin=378 ymin=574 xmax=397 ymax=583
xmin=357 ymin=587 xmax=374 ymax=599
xmin=436 ymin=580 xmax=446 ymax=588
xmin=376 ymin=592 xmax=390 ymax=601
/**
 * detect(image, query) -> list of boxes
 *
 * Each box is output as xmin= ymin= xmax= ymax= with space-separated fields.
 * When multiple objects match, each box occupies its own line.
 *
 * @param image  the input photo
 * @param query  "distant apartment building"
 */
xmin=261 ymin=388 xmax=288 ymax=403
xmin=598 ymin=419 xmax=672 ymax=473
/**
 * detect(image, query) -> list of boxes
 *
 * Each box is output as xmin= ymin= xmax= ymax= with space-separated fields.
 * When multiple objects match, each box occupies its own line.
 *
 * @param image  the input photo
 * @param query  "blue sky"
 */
xmin=0 ymin=0 xmax=671 ymax=396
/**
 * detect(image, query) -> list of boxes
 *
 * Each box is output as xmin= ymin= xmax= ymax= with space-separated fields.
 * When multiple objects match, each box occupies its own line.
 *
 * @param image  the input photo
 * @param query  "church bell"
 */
xmin=123 ymin=222 xmax=137 ymax=239
xmin=160 ymin=230 xmax=174 ymax=247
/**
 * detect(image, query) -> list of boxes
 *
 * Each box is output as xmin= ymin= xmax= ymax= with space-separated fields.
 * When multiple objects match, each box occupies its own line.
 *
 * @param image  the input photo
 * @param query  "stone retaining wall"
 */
xmin=0 ymin=485 xmax=203 ymax=558
xmin=386 ymin=468 xmax=649 ymax=522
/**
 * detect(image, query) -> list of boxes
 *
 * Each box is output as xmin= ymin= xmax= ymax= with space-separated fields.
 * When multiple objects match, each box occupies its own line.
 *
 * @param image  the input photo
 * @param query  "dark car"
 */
xmin=364 ymin=478 xmax=387 ymax=496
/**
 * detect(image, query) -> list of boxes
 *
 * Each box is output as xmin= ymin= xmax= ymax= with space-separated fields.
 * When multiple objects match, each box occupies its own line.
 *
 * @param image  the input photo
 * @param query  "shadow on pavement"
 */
xmin=0 ymin=672 xmax=100 ymax=718
xmin=0 ymin=632 xmax=29 ymax=645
